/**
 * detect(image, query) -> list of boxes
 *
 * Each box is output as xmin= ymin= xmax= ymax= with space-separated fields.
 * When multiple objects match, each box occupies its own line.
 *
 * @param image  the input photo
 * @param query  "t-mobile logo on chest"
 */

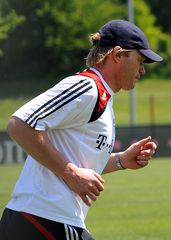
xmin=96 ymin=134 xmax=114 ymax=154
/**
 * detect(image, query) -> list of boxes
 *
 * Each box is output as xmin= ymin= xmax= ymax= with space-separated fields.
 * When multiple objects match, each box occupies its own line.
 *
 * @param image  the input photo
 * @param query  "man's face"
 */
xmin=119 ymin=50 xmax=146 ymax=91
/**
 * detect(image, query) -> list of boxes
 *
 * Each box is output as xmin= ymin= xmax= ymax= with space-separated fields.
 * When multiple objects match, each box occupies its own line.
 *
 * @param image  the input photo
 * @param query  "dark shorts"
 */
xmin=0 ymin=208 xmax=94 ymax=240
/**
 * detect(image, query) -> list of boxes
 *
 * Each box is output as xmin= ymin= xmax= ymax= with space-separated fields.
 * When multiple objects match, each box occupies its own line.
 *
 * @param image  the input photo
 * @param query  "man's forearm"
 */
xmin=6 ymin=116 xmax=72 ymax=177
xmin=6 ymin=116 xmax=105 ymax=206
xmin=102 ymin=153 xmax=124 ymax=174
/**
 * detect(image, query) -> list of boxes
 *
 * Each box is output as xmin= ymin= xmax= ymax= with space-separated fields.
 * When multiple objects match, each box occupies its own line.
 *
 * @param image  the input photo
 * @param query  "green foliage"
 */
xmin=134 ymin=1 xmax=163 ymax=49
xmin=0 ymin=1 xmax=25 ymax=56
xmin=133 ymin=0 xmax=171 ymax=76
xmin=144 ymin=0 xmax=171 ymax=33
xmin=0 ymin=0 xmax=170 ymax=81
xmin=37 ymin=0 xmax=125 ymax=50
xmin=0 ymin=10 xmax=24 ymax=40
xmin=35 ymin=0 xmax=126 ymax=74
xmin=0 ymin=0 xmax=126 ymax=80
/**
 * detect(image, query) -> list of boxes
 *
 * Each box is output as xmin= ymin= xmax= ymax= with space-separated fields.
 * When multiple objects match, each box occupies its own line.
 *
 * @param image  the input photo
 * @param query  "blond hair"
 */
xmin=86 ymin=32 xmax=114 ymax=67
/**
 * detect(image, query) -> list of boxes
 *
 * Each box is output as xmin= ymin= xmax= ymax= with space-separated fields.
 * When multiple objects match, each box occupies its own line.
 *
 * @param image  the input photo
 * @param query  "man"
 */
xmin=0 ymin=20 xmax=162 ymax=240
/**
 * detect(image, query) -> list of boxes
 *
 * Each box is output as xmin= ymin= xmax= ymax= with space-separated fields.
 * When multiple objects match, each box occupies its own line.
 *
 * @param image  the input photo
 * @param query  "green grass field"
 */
xmin=0 ymin=79 xmax=171 ymax=130
xmin=0 ymin=159 xmax=171 ymax=240
xmin=114 ymin=79 xmax=171 ymax=126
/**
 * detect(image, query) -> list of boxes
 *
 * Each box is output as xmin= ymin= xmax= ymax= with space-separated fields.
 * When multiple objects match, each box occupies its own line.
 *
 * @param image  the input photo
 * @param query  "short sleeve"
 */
xmin=13 ymin=76 xmax=98 ymax=130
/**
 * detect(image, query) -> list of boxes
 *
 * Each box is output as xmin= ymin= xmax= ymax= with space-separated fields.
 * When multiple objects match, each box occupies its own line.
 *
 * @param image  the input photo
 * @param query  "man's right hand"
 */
xmin=63 ymin=163 xmax=105 ymax=206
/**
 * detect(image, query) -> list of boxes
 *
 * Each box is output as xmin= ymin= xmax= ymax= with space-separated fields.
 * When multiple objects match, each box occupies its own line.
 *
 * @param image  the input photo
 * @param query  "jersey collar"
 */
xmin=89 ymin=67 xmax=114 ymax=96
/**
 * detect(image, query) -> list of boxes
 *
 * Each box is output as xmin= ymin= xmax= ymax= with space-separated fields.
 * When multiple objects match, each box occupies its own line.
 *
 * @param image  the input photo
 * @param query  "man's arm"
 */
xmin=103 ymin=136 xmax=157 ymax=174
xmin=7 ymin=116 xmax=104 ymax=206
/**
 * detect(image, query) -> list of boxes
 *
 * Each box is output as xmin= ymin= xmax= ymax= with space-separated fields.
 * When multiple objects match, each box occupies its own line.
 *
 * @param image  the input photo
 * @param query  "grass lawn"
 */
xmin=86 ymin=158 xmax=171 ymax=240
xmin=0 ymin=159 xmax=171 ymax=240
xmin=114 ymin=79 xmax=171 ymax=126
xmin=0 ymin=98 xmax=31 ymax=130
xmin=0 ymin=79 xmax=171 ymax=130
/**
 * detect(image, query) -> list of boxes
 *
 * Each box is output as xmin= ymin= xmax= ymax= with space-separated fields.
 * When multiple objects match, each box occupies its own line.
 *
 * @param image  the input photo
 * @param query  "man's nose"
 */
xmin=139 ymin=65 xmax=145 ymax=75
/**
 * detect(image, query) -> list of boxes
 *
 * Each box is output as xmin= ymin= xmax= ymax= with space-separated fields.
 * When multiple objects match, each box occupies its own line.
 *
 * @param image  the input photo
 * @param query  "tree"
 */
xmin=0 ymin=1 xmax=24 ymax=56
xmin=133 ymin=0 xmax=171 ymax=77
xmin=1 ymin=0 xmax=170 ymax=85
xmin=0 ymin=0 xmax=126 ymax=80
xmin=121 ymin=0 xmax=171 ymax=77
xmin=35 ymin=0 xmax=126 ymax=76
xmin=143 ymin=0 xmax=171 ymax=77
xmin=144 ymin=0 xmax=171 ymax=33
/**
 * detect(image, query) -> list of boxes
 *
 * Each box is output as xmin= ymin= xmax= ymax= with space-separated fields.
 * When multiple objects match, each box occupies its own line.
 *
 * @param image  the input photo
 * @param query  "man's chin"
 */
xmin=123 ymin=85 xmax=135 ymax=91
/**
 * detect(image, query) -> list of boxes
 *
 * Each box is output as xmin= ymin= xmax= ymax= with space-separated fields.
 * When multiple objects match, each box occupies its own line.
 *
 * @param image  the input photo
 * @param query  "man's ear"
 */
xmin=112 ymin=46 xmax=123 ymax=62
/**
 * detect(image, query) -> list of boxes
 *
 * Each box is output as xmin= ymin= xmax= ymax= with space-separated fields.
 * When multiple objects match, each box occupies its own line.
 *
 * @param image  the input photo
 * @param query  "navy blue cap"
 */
xmin=93 ymin=20 xmax=163 ymax=63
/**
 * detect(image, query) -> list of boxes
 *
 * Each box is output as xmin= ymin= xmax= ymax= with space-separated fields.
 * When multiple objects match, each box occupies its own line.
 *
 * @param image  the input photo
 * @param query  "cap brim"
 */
xmin=139 ymin=49 xmax=163 ymax=63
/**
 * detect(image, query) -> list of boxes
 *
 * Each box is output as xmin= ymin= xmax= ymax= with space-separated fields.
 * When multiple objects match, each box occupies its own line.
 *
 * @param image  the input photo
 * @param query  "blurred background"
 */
xmin=0 ymin=1 xmax=171 ymax=239
xmin=0 ymin=0 xmax=171 ymax=95
xmin=1 ymin=0 xmax=170 ymax=157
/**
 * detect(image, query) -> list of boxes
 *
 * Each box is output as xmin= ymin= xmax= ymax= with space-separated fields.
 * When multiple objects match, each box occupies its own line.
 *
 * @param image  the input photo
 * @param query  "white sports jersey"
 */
xmin=7 ymin=67 xmax=115 ymax=228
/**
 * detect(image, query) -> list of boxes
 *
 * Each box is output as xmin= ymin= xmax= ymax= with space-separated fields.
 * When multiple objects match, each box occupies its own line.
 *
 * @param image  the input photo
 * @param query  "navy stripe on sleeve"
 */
xmin=26 ymin=79 xmax=93 ymax=128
